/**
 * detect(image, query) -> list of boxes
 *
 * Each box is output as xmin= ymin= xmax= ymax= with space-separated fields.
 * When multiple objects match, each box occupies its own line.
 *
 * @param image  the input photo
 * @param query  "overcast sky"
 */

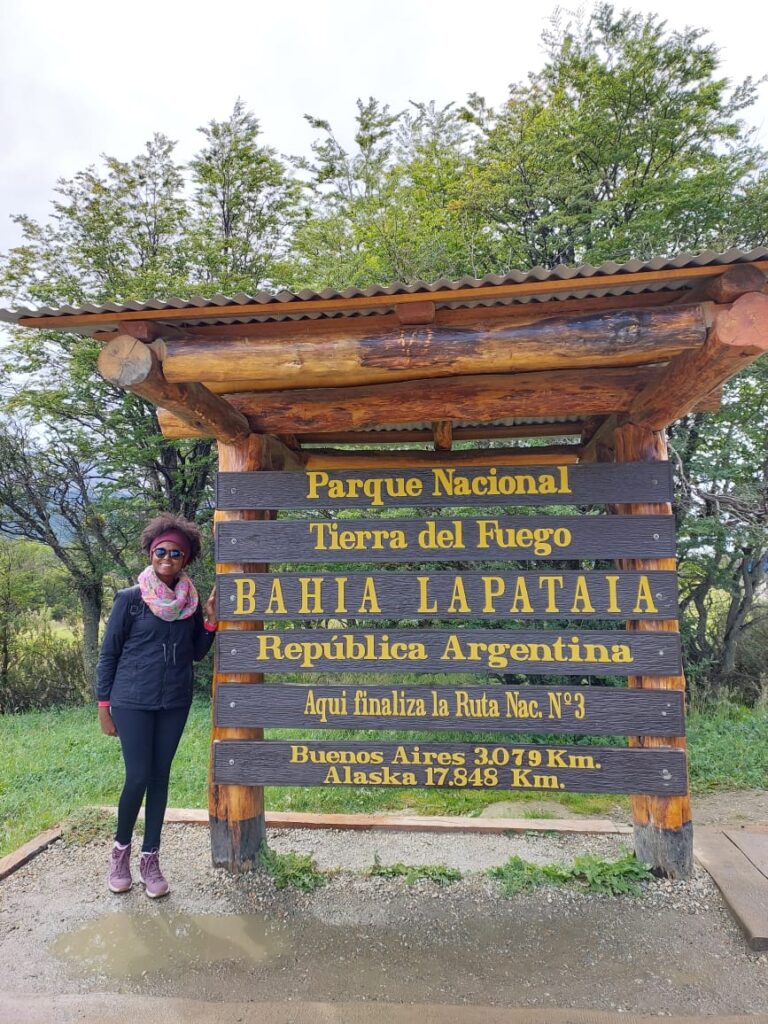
xmin=2 ymin=0 xmax=766 ymax=260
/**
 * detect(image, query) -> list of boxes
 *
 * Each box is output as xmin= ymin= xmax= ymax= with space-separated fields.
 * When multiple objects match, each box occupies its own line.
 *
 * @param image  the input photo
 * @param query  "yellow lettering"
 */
xmin=234 ymin=578 xmax=256 ymax=615
xmin=359 ymin=577 xmax=381 ymax=614
xmin=509 ymin=577 xmax=533 ymax=614
xmin=570 ymin=575 xmax=595 ymax=615
xmin=264 ymin=578 xmax=287 ymax=615
xmin=298 ymin=577 xmax=324 ymax=614
xmin=632 ymin=575 xmax=659 ymax=614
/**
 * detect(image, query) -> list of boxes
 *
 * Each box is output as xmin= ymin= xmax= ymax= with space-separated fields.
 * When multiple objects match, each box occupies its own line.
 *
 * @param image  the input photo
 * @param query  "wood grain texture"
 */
xmin=210 ymin=435 xmax=278 ymax=870
xmin=215 ymin=514 xmax=677 ymax=562
xmin=628 ymin=292 xmax=768 ymax=430
xmin=212 ymin=739 xmax=688 ymax=795
xmin=675 ymin=264 xmax=767 ymax=306
xmin=97 ymin=334 xmax=250 ymax=445
xmin=216 ymin=569 xmax=679 ymax=621
xmin=694 ymin=829 xmax=768 ymax=949
xmin=214 ymin=682 xmax=686 ymax=735
xmin=433 ymin=421 xmax=453 ymax=451
xmin=207 ymin=366 xmax=658 ymax=425
xmin=217 ymin=628 xmax=682 ymax=677
xmin=216 ymin=462 xmax=673 ymax=509
xmin=160 ymin=304 xmax=708 ymax=389
xmin=725 ymin=830 xmax=768 ymax=878
xmin=614 ymin=422 xmax=692 ymax=878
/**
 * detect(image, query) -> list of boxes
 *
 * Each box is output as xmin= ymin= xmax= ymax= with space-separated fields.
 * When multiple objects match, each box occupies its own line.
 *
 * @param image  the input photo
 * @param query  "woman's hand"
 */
xmin=204 ymin=585 xmax=217 ymax=627
xmin=99 ymin=706 xmax=118 ymax=737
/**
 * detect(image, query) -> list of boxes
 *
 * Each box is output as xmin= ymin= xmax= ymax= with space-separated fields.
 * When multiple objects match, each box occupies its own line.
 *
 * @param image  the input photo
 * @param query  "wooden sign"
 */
xmin=217 ymin=570 xmax=679 ymax=621
xmin=216 ymin=514 xmax=676 ymax=563
xmin=217 ymin=462 xmax=673 ymax=509
xmin=213 ymin=739 xmax=688 ymax=795
xmin=215 ymin=683 xmax=685 ymax=735
xmin=218 ymin=628 xmax=682 ymax=676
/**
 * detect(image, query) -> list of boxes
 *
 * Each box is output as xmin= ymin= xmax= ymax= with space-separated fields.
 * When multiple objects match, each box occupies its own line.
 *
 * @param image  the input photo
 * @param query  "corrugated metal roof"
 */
xmin=2 ymin=248 xmax=766 ymax=331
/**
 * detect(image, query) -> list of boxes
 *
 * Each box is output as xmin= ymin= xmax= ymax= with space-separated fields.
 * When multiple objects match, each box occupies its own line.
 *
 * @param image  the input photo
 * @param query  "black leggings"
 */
xmin=110 ymin=706 xmax=190 ymax=852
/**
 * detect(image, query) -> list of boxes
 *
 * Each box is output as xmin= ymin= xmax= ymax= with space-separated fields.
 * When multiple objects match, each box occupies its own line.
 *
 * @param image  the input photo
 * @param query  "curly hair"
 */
xmin=140 ymin=513 xmax=204 ymax=564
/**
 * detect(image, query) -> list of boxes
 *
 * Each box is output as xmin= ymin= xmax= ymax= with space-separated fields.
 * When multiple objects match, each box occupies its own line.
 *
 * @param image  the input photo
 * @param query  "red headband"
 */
xmin=151 ymin=530 xmax=191 ymax=559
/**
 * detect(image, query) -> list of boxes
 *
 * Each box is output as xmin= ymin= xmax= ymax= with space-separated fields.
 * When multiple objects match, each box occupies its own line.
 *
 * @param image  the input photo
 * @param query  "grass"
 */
xmin=60 ymin=806 xmax=128 ymax=846
xmin=489 ymin=849 xmax=653 ymax=896
xmin=257 ymin=846 xmax=326 ymax=891
xmin=369 ymin=854 xmax=462 ymax=885
xmin=1 ymin=696 xmax=766 ymax=857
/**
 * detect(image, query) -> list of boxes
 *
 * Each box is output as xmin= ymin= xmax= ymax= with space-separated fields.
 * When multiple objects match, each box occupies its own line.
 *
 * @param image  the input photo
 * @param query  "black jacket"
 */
xmin=96 ymin=585 xmax=215 ymax=709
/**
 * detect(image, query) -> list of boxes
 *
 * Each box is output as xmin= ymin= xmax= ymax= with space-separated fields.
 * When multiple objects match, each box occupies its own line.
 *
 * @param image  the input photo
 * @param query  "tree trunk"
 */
xmin=79 ymin=583 xmax=103 ymax=695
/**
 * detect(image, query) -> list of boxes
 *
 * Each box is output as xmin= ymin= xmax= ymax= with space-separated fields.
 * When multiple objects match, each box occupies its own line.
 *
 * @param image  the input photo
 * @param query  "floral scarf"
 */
xmin=138 ymin=565 xmax=199 ymax=621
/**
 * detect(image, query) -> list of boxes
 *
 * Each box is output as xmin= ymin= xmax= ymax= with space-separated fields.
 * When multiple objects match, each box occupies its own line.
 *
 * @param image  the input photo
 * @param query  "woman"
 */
xmin=96 ymin=513 xmax=217 ymax=898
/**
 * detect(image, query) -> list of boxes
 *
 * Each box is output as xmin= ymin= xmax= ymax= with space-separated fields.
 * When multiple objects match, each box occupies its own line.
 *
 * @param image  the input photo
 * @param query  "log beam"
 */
xmin=676 ymin=264 xmax=766 ymax=306
xmin=156 ymin=366 xmax=659 ymax=437
xmin=301 ymin=445 xmax=579 ymax=469
xmin=158 ymin=303 xmax=709 ymax=391
xmin=613 ymin=422 xmax=692 ymax=878
xmin=628 ymin=293 xmax=768 ymax=430
xmin=96 ymin=334 xmax=250 ymax=445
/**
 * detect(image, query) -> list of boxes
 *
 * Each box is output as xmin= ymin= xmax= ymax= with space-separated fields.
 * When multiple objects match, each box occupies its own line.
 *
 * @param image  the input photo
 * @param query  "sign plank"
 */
xmin=212 ymin=740 xmax=688 ymax=795
xmin=217 ymin=462 xmax=673 ymax=509
xmin=215 ymin=683 xmax=686 ymax=735
xmin=216 ymin=514 xmax=676 ymax=563
xmin=217 ymin=570 xmax=679 ymax=621
xmin=217 ymin=628 xmax=682 ymax=676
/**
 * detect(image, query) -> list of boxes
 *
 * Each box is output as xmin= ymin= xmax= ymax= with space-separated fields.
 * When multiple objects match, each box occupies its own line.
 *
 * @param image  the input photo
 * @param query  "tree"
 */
xmin=0 ymin=420 xmax=137 ymax=683
xmin=290 ymin=98 xmax=487 ymax=288
xmin=189 ymin=100 xmax=301 ymax=291
xmin=670 ymin=360 xmax=768 ymax=693
xmin=463 ymin=4 xmax=765 ymax=269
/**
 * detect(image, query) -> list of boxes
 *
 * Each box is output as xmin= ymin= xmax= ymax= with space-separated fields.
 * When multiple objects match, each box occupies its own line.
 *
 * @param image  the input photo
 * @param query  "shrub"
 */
xmin=0 ymin=613 xmax=89 ymax=712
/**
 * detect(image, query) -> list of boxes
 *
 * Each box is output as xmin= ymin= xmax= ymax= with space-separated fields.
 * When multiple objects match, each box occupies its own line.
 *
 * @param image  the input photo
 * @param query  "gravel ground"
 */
xmin=1 ymin=823 xmax=767 ymax=1015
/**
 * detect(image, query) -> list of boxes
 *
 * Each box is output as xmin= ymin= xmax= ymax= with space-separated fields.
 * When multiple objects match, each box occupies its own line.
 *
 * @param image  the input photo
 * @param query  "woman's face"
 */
xmin=150 ymin=544 xmax=188 ymax=587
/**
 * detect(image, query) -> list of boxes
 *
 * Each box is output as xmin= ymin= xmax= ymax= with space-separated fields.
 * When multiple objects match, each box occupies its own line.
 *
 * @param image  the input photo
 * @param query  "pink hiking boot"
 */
xmin=108 ymin=842 xmax=132 ymax=893
xmin=140 ymin=850 xmax=170 ymax=898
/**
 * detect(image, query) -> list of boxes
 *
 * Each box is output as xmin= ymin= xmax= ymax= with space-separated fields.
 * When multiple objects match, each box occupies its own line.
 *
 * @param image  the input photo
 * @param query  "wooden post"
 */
xmin=210 ymin=433 xmax=274 ymax=870
xmin=614 ymin=420 xmax=692 ymax=878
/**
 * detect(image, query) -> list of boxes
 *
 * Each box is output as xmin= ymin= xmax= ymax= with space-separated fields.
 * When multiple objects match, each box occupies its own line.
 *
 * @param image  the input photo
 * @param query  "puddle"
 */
xmin=50 ymin=912 xmax=285 ymax=979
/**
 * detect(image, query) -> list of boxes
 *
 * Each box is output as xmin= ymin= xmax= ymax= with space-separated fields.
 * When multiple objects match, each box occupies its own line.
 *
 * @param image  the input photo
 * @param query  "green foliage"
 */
xmin=1 ymin=697 xmax=766 ymax=856
xmin=257 ymin=845 xmax=326 ymax=891
xmin=489 ymin=849 xmax=652 ymax=896
xmin=60 ymin=806 xmax=130 ymax=846
xmin=463 ymin=4 xmax=763 ymax=269
xmin=369 ymin=853 xmax=462 ymax=884
xmin=0 ymin=613 xmax=88 ymax=713
xmin=687 ymin=701 xmax=768 ymax=791
xmin=487 ymin=855 xmax=567 ymax=894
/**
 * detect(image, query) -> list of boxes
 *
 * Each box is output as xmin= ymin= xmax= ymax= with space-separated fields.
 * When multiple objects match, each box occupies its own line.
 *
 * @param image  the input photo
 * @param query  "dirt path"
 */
xmin=1 ymin=813 xmax=767 ymax=1020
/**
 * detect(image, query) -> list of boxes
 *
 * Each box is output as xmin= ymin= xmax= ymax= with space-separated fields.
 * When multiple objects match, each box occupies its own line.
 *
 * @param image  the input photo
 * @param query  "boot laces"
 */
xmin=141 ymin=851 xmax=164 ymax=882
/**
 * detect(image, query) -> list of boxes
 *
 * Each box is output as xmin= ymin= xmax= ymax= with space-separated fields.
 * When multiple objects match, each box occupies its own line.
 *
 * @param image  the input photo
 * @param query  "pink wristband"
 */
xmin=203 ymin=620 xmax=218 ymax=632
xmin=98 ymin=701 xmax=111 ymax=707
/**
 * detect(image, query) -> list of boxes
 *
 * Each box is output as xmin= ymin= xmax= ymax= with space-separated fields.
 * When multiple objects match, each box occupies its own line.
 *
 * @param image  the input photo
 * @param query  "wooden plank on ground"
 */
xmin=725 ymin=829 xmax=768 ymax=879
xmin=694 ymin=828 xmax=768 ymax=951
xmin=98 ymin=805 xmax=631 ymax=834
xmin=0 ymin=827 xmax=62 ymax=881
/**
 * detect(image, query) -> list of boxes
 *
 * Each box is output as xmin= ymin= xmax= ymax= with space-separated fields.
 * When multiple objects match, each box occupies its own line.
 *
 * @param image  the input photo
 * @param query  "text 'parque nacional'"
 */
xmin=217 ymin=461 xmax=674 ymax=509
